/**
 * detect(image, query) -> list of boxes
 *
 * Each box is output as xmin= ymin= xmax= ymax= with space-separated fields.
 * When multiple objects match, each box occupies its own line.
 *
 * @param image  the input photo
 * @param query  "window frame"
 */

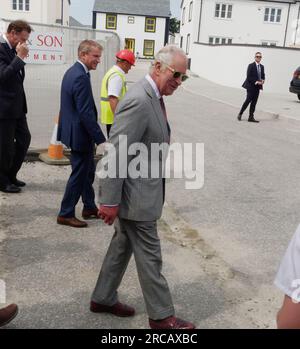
xmin=186 ymin=34 xmax=191 ymax=54
xmin=143 ymin=40 xmax=155 ymax=57
xmin=12 ymin=0 xmax=17 ymax=10
xmin=189 ymin=2 xmax=193 ymax=22
xmin=214 ymin=3 xmax=233 ymax=19
xmin=12 ymin=0 xmax=30 ymax=11
xmin=261 ymin=40 xmax=277 ymax=46
xmin=106 ymin=13 xmax=117 ymax=30
xmin=208 ymin=36 xmax=232 ymax=44
xmin=128 ymin=16 xmax=135 ymax=24
xmin=264 ymin=7 xmax=282 ymax=23
xmin=145 ymin=17 xmax=156 ymax=33
xmin=182 ymin=7 xmax=186 ymax=25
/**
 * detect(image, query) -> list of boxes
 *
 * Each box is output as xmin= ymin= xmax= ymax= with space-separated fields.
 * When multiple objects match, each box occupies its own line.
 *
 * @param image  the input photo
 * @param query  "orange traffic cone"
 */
xmin=39 ymin=117 xmax=69 ymax=165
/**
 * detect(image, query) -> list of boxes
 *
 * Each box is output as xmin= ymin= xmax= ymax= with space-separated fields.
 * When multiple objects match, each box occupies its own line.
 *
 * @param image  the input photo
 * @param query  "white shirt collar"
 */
xmin=77 ymin=59 xmax=89 ymax=74
xmin=3 ymin=34 xmax=12 ymax=49
xmin=145 ymin=74 xmax=161 ymax=99
xmin=114 ymin=65 xmax=126 ymax=75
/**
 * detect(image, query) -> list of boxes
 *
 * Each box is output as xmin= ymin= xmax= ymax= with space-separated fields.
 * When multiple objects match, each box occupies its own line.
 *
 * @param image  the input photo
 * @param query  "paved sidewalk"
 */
xmin=0 ymin=61 xmax=285 ymax=329
xmin=183 ymin=73 xmax=300 ymax=121
xmin=0 ymin=162 xmax=279 ymax=329
xmin=28 ymin=61 xmax=300 ymax=149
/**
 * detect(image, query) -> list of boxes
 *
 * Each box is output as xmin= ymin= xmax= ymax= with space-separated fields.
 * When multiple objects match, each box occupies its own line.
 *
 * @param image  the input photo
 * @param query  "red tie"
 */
xmin=159 ymin=97 xmax=167 ymax=119
xmin=159 ymin=98 xmax=171 ymax=142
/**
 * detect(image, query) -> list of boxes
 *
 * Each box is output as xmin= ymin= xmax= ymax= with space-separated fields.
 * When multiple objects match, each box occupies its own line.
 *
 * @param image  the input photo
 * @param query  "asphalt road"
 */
xmin=2 ymin=60 xmax=300 ymax=328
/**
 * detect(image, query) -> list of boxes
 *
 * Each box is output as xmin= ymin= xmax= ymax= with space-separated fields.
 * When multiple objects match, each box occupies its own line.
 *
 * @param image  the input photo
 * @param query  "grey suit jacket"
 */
xmin=98 ymin=77 xmax=170 ymax=221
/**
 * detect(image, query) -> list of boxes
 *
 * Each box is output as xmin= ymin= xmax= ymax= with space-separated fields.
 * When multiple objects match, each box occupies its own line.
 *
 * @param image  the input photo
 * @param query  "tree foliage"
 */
xmin=170 ymin=17 xmax=180 ymax=34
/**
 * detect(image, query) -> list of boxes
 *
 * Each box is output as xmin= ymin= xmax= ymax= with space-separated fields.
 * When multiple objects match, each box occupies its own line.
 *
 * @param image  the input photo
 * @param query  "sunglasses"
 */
xmin=255 ymin=55 xmax=262 ymax=58
xmin=166 ymin=65 xmax=189 ymax=82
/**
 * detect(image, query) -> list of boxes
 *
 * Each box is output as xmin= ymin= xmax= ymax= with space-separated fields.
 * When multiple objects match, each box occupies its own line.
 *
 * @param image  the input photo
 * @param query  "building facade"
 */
xmin=92 ymin=0 xmax=170 ymax=58
xmin=180 ymin=0 xmax=300 ymax=55
xmin=0 ymin=0 xmax=71 ymax=26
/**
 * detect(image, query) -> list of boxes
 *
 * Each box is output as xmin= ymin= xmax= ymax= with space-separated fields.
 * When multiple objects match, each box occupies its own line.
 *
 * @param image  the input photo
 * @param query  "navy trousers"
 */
xmin=239 ymin=88 xmax=260 ymax=117
xmin=59 ymin=150 xmax=97 ymax=217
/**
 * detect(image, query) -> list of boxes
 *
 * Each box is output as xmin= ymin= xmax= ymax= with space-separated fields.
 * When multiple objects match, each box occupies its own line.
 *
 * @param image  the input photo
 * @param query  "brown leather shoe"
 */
xmin=82 ymin=208 xmax=99 ymax=220
xmin=149 ymin=316 xmax=196 ymax=329
xmin=57 ymin=216 xmax=88 ymax=228
xmin=90 ymin=301 xmax=135 ymax=317
xmin=0 ymin=304 xmax=18 ymax=327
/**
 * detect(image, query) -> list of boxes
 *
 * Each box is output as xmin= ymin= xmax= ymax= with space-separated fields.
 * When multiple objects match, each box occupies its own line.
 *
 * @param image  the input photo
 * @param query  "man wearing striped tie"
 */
xmin=238 ymin=52 xmax=265 ymax=123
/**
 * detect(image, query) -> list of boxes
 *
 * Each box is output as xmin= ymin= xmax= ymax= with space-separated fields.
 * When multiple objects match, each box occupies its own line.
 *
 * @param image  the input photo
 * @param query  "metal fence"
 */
xmin=0 ymin=19 xmax=120 ymax=148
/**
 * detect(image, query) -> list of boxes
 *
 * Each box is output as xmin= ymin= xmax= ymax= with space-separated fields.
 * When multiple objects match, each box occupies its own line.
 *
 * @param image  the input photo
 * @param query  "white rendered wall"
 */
xmin=180 ymin=0 xmax=201 ymax=55
xmin=198 ymin=0 xmax=290 ymax=46
xmin=181 ymin=0 xmax=300 ymax=47
xmin=190 ymin=43 xmax=300 ymax=94
xmin=0 ymin=0 xmax=70 ymax=26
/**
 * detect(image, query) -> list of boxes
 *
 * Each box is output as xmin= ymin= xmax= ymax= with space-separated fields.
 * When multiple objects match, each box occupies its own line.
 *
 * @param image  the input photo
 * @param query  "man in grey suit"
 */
xmin=90 ymin=45 xmax=195 ymax=329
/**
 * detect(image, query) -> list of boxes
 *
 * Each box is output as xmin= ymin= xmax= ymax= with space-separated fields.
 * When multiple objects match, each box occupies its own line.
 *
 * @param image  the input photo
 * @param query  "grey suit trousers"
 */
xmin=91 ymin=218 xmax=175 ymax=320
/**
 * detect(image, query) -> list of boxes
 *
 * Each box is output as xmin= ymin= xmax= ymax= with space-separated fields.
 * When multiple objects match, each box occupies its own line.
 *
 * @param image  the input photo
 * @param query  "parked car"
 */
xmin=289 ymin=66 xmax=300 ymax=100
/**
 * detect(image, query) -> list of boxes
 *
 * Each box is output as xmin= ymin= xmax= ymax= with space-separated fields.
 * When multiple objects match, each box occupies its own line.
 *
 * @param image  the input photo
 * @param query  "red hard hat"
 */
xmin=116 ymin=49 xmax=135 ymax=65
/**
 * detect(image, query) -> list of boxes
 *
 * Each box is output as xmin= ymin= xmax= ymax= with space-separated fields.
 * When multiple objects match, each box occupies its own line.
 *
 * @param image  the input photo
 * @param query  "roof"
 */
xmin=93 ymin=0 xmax=171 ymax=18
xmin=69 ymin=16 xmax=92 ymax=28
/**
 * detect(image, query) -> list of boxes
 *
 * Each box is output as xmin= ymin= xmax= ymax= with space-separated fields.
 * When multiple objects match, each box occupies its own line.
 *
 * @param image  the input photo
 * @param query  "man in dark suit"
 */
xmin=57 ymin=40 xmax=106 ymax=228
xmin=0 ymin=20 xmax=32 ymax=193
xmin=238 ymin=52 xmax=265 ymax=123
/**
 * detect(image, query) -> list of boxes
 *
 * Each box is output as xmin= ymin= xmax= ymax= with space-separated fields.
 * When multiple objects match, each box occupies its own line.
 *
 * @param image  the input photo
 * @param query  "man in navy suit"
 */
xmin=0 ymin=20 xmax=32 ymax=193
xmin=238 ymin=52 xmax=265 ymax=123
xmin=57 ymin=40 xmax=106 ymax=228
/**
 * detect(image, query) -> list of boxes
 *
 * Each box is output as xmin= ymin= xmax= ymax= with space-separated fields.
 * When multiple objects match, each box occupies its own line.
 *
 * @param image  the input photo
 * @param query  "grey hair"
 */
xmin=149 ymin=45 xmax=187 ymax=73
xmin=78 ymin=40 xmax=103 ymax=56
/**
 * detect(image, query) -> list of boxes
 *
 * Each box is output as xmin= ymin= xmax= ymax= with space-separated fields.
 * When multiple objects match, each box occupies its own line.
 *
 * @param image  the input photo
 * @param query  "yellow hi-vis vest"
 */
xmin=100 ymin=66 xmax=127 ymax=125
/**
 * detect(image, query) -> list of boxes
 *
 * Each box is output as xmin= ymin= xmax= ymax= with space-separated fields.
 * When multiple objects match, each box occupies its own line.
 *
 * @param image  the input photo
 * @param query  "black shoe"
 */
xmin=11 ymin=179 xmax=26 ymax=187
xmin=248 ymin=118 xmax=259 ymax=123
xmin=237 ymin=114 xmax=242 ymax=121
xmin=0 ymin=184 xmax=21 ymax=193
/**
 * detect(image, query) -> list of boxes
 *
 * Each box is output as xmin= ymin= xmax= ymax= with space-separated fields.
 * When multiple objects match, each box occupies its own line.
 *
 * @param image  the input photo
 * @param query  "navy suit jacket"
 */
xmin=0 ymin=35 xmax=27 ymax=119
xmin=242 ymin=62 xmax=265 ymax=91
xmin=57 ymin=62 xmax=106 ymax=152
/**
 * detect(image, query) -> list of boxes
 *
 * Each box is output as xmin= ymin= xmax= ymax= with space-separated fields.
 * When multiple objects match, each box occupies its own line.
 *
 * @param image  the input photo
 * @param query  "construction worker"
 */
xmin=100 ymin=49 xmax=135 ymax=137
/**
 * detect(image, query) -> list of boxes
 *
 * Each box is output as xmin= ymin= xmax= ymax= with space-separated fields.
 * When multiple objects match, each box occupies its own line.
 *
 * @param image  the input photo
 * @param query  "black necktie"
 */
xmin=87 ymin=72 xmax=90 ymax=78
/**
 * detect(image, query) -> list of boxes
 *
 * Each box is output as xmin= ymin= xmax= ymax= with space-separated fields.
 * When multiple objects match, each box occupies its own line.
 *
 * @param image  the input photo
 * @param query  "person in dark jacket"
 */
xmin=0 ymin=20 xmax=32 ymax=193
xmin=57 ymin=40 xmax=106 ymax=228
xmin=238 ymin=52 xmax=265 ymax=123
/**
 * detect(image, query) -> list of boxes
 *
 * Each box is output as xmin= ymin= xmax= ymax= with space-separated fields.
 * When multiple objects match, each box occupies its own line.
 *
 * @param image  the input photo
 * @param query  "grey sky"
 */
xmin=70 ymin=0 xmax=182 ymax=25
